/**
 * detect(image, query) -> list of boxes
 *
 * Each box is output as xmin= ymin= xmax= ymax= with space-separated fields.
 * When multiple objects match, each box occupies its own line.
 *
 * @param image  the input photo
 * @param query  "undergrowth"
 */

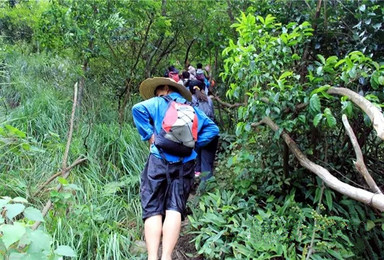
xmin=0 ymin=46 xmax=148 ymax=259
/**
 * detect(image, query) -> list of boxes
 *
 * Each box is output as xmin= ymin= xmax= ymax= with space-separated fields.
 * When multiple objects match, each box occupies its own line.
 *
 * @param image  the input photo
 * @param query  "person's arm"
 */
xmin=196 ymin=112 xmax=219 ymax=148
xmin=148 ymin=134 xmax=154 ymax=148
xmin=132 ymin=101 xmax=155 ymax=141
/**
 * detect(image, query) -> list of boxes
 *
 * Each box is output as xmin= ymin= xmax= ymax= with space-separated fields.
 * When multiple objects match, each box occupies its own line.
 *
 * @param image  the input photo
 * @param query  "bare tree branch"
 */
xmin=119 ymin=15 xmax=155 ymax=124
xmin=328 ymin=87 xmax=384 ymax=140
xmin=342 ymin=114 xmax=382 ymax=194
xmin=258 ymin=116 xmax=384 ymax=212
xmin=211 ymin=94 xmax=245 ymax=108
xmin=32 ymin=82 xmax=80 ymax=230
xmin=33 ymin=156 xmax=87 ymax=197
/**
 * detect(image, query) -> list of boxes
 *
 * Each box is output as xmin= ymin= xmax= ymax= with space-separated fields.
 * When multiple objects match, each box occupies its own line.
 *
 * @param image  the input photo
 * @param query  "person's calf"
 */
xmin=161 ymin=210 xmax=181 ymax=259
xmin=144 ymin=215 xmax=163 ymax=260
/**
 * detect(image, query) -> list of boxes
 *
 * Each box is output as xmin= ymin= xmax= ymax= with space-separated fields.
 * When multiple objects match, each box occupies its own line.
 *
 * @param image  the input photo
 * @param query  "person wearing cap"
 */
xmin=165 ymin=65 xmax=183 ymax=85
xmin=132 ymin=77 xmax=219 ymax=260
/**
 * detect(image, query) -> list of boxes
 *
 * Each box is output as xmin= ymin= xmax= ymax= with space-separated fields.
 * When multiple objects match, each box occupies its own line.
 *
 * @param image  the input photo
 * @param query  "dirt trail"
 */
xmin=171 ymin=219 xmax=203 ymax=260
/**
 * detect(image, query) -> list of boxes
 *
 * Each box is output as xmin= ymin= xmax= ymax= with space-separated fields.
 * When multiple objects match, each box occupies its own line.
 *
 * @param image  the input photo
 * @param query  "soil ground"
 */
xmin=171 ymin=219 xmax=204 ymax=260
xmin=171 ymin=184 xmax=203 ymax=260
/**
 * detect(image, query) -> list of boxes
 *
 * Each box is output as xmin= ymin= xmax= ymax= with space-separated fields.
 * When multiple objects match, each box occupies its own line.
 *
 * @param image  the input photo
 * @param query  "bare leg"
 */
xmin=161 ymin=210 xmax=182 ymax=260
xmin=144 ymin=215 xmax=163 ymax=260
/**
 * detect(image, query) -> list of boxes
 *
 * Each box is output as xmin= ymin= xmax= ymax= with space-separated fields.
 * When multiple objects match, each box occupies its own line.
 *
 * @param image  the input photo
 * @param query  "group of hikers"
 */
xmin=131 ymin=62 xmax=219 ymax=260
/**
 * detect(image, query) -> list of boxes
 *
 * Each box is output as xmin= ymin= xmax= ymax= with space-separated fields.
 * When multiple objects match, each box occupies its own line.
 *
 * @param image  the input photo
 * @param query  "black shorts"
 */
xmin=140 ymin=154 xmax=195 ymax=220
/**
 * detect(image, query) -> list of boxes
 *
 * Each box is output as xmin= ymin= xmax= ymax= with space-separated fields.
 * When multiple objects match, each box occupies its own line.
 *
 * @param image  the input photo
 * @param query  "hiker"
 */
xmin=132 ymin=77 xmax=219 ymax=260
xmin=188 ymin=81 xmax=218 ymax=182
xmin=164 ymin=65 xmax=183 ymax=85
xmin=196 ymin=63 xmax=210 ymax=95
xmin=181 ymin=71 xmax=190 ymax=87
xmin=186 ymin=62 xmax=197 ymax=80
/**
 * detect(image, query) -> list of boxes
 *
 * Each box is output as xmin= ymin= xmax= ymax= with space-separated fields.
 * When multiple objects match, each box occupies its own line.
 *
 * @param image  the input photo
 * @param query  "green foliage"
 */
xmin=0 ymin=196 xmax=76 ymax=259
xmin=1 ymin=1 xmax=384 ymax=259
xmin=219 ymin=8 xmax=384 ymax=259
xmin=189 ymin=188 xmax=353 ymax=259
xmin=0 ymin=1 xmax=49 ymax=43
xmin=222 ymin=13 xmax=313 ymax=134
xmin=0 ymin=47 xmax=148 ymax=259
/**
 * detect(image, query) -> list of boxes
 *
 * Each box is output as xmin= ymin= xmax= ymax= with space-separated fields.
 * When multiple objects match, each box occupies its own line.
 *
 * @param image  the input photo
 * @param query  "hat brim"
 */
xmin=139 ymin=77 xmax=192 ymax=101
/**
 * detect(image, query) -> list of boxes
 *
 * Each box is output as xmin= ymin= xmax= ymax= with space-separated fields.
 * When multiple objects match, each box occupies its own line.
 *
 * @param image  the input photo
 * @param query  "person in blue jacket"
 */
xmin=132 ymin=77 xmax=219 ymax=260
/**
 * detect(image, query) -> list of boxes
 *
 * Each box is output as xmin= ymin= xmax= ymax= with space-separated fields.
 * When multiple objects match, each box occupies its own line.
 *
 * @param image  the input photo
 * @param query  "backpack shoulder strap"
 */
xmin=162 ymin=95 xmax=191 ymax=105
xmin=161 ymin=95 xmax=173 ymax=103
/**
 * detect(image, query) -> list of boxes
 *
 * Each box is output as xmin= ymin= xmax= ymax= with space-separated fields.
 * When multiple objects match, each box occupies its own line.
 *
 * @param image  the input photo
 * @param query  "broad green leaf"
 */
xmin=5 ymin=125 xmax=26 ymax=138
xmin=21 ymin=143 xmax=31 ymax=151
xmin=24 ymin=207 xmax=45 ymax=222
xmin=0 ymin=223 xmax=26 ymax=249
xmin=334 ymin=59 xmax=345 ymax=68
xmin=366 ymin=220 xmax=375 ymax=231
xmin=9 ymin=252 xmax=47 ymax=260
xmin=292 ymin=53 xmax=300 ymax=60
xmin=326 ymin=56 xmax=338 ymax=64
xmin=55 ymin=245 xmax=77 ymax=257
xmin=309 ymin=94 xmax=321 ymax=113
xmin=267 ymin=196 xmax=275 ymax=202
xmin=5 ymin=203 xmax=25 ymax=219
xmin=0 ymin=197 xmax=11 ymax=208
xmin=310 ymin=85 xmax=331 ymax=95
xmin=378 ymin=76 xmax=384 ymax=85
xmin=324 ymin=108 xmax=337 ymax=127
xmin=27 ymin=229 xmax=52 ymax=253
xmin=317 ymin=54 xmax=326 ymax=65
xmin=341 ymin=101 xmax=353 ymax=116
xmin=58 ymin=177 xmax=68 ymax=185
xmin=279 ymin=71 xmax=293 ymax=80
xmin=316 ymin=66 xmax=323 ymax=75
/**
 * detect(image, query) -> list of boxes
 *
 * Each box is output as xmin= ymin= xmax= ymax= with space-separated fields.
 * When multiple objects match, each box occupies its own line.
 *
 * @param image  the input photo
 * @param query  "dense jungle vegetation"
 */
xmin=1 ymin=0 xmax=384 ymax=259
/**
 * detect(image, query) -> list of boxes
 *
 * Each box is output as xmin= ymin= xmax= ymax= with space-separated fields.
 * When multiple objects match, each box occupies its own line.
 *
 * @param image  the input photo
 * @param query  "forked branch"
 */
xmin=258 ymin=116 xmax=384 ymax=211
xmin=341 ymin=114 xmax=382 ymax=194
xmin=328 ymin=87 xmax=384 ymax=140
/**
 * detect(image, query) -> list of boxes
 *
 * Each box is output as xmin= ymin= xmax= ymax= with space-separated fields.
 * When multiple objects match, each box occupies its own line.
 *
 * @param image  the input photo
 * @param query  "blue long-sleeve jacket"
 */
xmin=132 ymin=92 xmax=219 ymax=163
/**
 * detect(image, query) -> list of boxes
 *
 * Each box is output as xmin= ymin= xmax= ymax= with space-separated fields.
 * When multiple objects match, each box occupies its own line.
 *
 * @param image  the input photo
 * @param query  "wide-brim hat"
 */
xmin=139 ymin=77 xmax=192 ymax=101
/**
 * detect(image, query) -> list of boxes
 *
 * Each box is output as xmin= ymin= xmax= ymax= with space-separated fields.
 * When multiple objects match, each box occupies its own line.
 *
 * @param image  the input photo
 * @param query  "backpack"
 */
xmin=196 ymin=73 xmax=205 ymax=83
xmin=194 ymin=99 xmax=214 ymax=120
xmin=154 ymin=96 xmax=198 ymax=157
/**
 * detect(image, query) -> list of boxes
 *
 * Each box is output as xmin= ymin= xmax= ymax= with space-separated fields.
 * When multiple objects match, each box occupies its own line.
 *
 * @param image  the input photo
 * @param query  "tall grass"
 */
xmin=1 ymin=46 xmax=149 ymax=258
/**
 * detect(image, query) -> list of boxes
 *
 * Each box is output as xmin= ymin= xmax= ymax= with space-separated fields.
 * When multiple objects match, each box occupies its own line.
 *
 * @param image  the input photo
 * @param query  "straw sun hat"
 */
xmin=139 ymin=77 xmax=192 ymax=101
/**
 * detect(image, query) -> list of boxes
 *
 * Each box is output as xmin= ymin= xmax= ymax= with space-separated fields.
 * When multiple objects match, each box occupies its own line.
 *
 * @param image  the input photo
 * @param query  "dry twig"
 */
xmin=32 ymin=82 xmax=82 ymax=230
